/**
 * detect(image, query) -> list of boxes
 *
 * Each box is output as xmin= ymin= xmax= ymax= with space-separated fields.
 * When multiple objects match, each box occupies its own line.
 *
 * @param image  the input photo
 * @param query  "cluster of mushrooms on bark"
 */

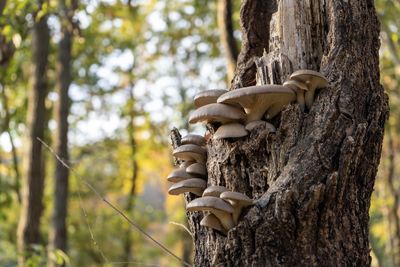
xmin=167 ymin=66 xmax=328 ymax=235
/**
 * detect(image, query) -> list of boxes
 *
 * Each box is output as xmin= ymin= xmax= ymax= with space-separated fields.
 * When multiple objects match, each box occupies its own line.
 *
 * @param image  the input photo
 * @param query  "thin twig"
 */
xmin=169 ymin=221 xmax=194 ymax=240
xmin=37 ymin=137 xmax=192 ymax=267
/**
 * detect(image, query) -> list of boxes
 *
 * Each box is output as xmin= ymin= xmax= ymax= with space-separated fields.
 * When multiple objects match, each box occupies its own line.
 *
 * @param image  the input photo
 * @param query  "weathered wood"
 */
xmin=185 ymin=0 xmax=388 ymax=266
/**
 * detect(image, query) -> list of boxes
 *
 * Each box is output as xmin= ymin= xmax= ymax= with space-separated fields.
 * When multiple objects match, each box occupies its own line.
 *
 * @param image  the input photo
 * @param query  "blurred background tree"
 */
xmin=0 ymin=0 xmax=398 ymax=266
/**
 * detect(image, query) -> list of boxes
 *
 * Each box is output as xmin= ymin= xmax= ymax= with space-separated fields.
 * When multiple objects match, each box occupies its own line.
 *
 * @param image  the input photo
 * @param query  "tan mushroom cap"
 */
xmin=168 ymin=178 xmax=207 ymax=196
xmin=187 ymin=196 xmax=235 ymax=230
xmin=186 ymin=162 xmax=207 ymax=177
xmin=167 ymin=167 xmax=193 ymax=183
xmin=179 ymin=161 xmax=195 ymax=169
xmin=290 ymin=70 xmax=328 ymax=110
xmin=220 ymin=191 xmax=254 ymax=224
xmin=194 ymin=89 xmax=228 ymax=108
xmin=200 ymin=213 xmax=227 ymax=235
xmin=217 ymin=85 xmax=295 ymax=122
xmin=283 ymin=80 xmax=308 ymax=112
xmin=245 ymin=120 xmax=276 ymax=132
xmin=181 ymin=134 xmax=206 ymax=146
xmin=173 ymin=144 xmax=207 ymax=164
xmin=213 ymin=122 xmax=248 ymax=140
xmin=188 ymin=103 xmax=246 ymax=124
xmin=202 ymin=185 xmax=228 ymax=197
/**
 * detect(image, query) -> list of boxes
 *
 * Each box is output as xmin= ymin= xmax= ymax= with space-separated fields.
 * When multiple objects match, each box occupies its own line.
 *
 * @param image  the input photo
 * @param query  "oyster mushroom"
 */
xmin=217 ymin=85 xmax=296 ymax=122
xmin=168 ymin=178 xmax=207 ymax=196
xmin=186 ymin=162 xmax=207 ymax=178
xmin=167 ymin=168 xmax=194 ymax=183
xmin=245 ymin=120 xmax=276 ymax=132
xmin=187 ymin=196 xmax=235 ymax=231
xmin=283 ymin=79 xmax=308 ymax=112
xmin=220 ymin=191 xmax=254 ymax=224
xmin=213 ymin=122 xmax=248 ymax=140
xmin=200 ymin=213 xmax=227 ymax=235
xmin=188 ymin=103 xmax=246 ymax=125
xmin=173 ymin=144 xmax=207 ymax=164
xmin=202 ymin=186 xmax=228 ymax=197
xmin=194 ymin=89 xmax=228 ymax=108
xmin=181 ymin=134 xmax=206 ymax=146
xmin=290 ymin=70 xmax=328 ymax=110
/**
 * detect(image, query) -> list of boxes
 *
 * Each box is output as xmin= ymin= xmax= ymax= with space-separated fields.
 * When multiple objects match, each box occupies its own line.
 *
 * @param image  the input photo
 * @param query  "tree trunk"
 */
xmin=217 ymin=0 xmax=239 ymax=83
xmin=386 ymin=130 xmax=400 ymax=266
xmin=122 ymin=82 xmax=138 ymax=266
xmin=0 ymin=87 xmax=21 ymax=202
xmin=49 ymin=0 xmax=74 ymax=265
xmin=17 ymin=2 xmax=50 ymax=265
xmin=186 ymin=1 xmax=389 ymax=266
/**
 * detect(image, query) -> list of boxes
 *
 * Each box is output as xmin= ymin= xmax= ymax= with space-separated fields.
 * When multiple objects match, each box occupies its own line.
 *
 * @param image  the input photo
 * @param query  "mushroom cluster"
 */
xmin=187 ymin=70 xmax=328 ymax=140
xmin=167 ymin=134 xmax=208 ymax=196
xmin=167 ymin=143 xmax=254 ymax=234
xmin=167 ymin=67 xmax=328 ymax=236
xmin=188 ymin=186 xmax=253 ymax=234
xmin=283 ymin=70 xmax=328 ymax=112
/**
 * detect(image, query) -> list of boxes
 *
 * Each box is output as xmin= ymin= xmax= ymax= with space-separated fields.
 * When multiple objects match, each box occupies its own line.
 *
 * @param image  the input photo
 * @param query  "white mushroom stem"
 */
xmin=296 ymin=91 xmax=306 ymax=112
xmin=230 ymin=202 xmax=245 ymax=224
xmin=213 ymin=210 xmax=235 ymax=230
xmin=304 ymin=84 xmax=317 ymax=110
xmin=265 ymin=101 xmax=288 ymax=119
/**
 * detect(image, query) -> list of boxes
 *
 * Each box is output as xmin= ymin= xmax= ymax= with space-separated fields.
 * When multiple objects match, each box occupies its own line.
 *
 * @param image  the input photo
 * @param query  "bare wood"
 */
xmin=187 ymin=0 xmax=389 ymax=266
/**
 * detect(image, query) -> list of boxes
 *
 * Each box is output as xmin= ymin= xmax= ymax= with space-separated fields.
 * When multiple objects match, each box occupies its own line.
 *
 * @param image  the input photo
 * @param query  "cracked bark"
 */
xmin=184 ymin=0 xmax=389 ymax=266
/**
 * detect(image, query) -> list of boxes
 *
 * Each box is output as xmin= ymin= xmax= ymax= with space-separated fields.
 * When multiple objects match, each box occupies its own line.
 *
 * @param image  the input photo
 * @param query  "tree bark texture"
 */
xmin=186 ymin=1 xmax=389 ymax=266
xmin=49 ymin=0 xmax=74 ymax=264
xmin=217 ymin=0 xmax=239 ymax=83
xmin=17 ymin=4 xmax=50 ymax=266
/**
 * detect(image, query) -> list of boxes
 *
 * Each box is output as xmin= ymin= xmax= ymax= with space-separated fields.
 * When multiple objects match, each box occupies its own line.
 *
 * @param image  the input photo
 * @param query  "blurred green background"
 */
xmin=0 ymin=0 xmax=399 ymax=266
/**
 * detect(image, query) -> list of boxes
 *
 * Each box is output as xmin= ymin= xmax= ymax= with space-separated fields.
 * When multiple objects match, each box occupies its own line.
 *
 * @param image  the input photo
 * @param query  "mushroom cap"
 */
xmin=181 ymin=134 xmax=206 ymax=146
xmin=188 ymin=103 xmax=246 ymax=124
xmin=194 ymin=89 xmax=229 ymax=108
xmin=220 ymin=191 xmax=254 ymax=206
xmin=173 ymin=144 xmax=207 ymax=163
xmin=168 ymin=178 xmax=207 ymax=196
xmin=186 ymin=196 xmax=234 ymax=214
xmin=202 ymin=186 xmax=228 ymax=197
xmin=179 ymin=161 xmax=195 ymax=169
xmin=217 ymin=85 xmax=295 ymax=122
xmin=186 ymin=162 xmax=207 ymax=177
xmin=200 ymin=213 xmax=225 ymax=233
xmin=290 ymin=70 xmax=328 ymax=90
xmin=167 ymin=167 xmax=193 ymax=183
xmin=283 ymin=80 xmax=308 ymax=92
xmin=213 ymin=122 xmax=248 ymax=140
xmin=245 ymin=120 xmax=276 ymax=132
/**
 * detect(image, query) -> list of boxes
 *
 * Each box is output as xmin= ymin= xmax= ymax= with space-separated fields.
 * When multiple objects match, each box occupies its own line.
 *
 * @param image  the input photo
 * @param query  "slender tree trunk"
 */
xmin=122 ymin=85 xmax=138 ymax=266
xmin=17 ymin=2 xmax=50 ymax=265
xmin=185 ymin=1 xmax=389 ymax=266
xmin=386 ymin=130 xmax=400 ymax=266
xmin=217 ymin=0 xmax=239 ymax=83
xmin=49 ymin=1 xmax=74 ymax=265
xmin=0 ymin=87 xmax=21 ymax=202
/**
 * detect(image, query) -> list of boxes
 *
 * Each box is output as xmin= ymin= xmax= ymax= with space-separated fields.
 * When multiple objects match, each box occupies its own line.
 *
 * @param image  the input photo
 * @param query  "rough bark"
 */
xmin=49 ymin=0 xmax=74 ymax=265
xmin=17 ymin=2 xmax=50 ymax=265
xmin=186 ymin=1 xmax=389 ymax=266
xmin=217 ymin=0 xmax=239 ymax=83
